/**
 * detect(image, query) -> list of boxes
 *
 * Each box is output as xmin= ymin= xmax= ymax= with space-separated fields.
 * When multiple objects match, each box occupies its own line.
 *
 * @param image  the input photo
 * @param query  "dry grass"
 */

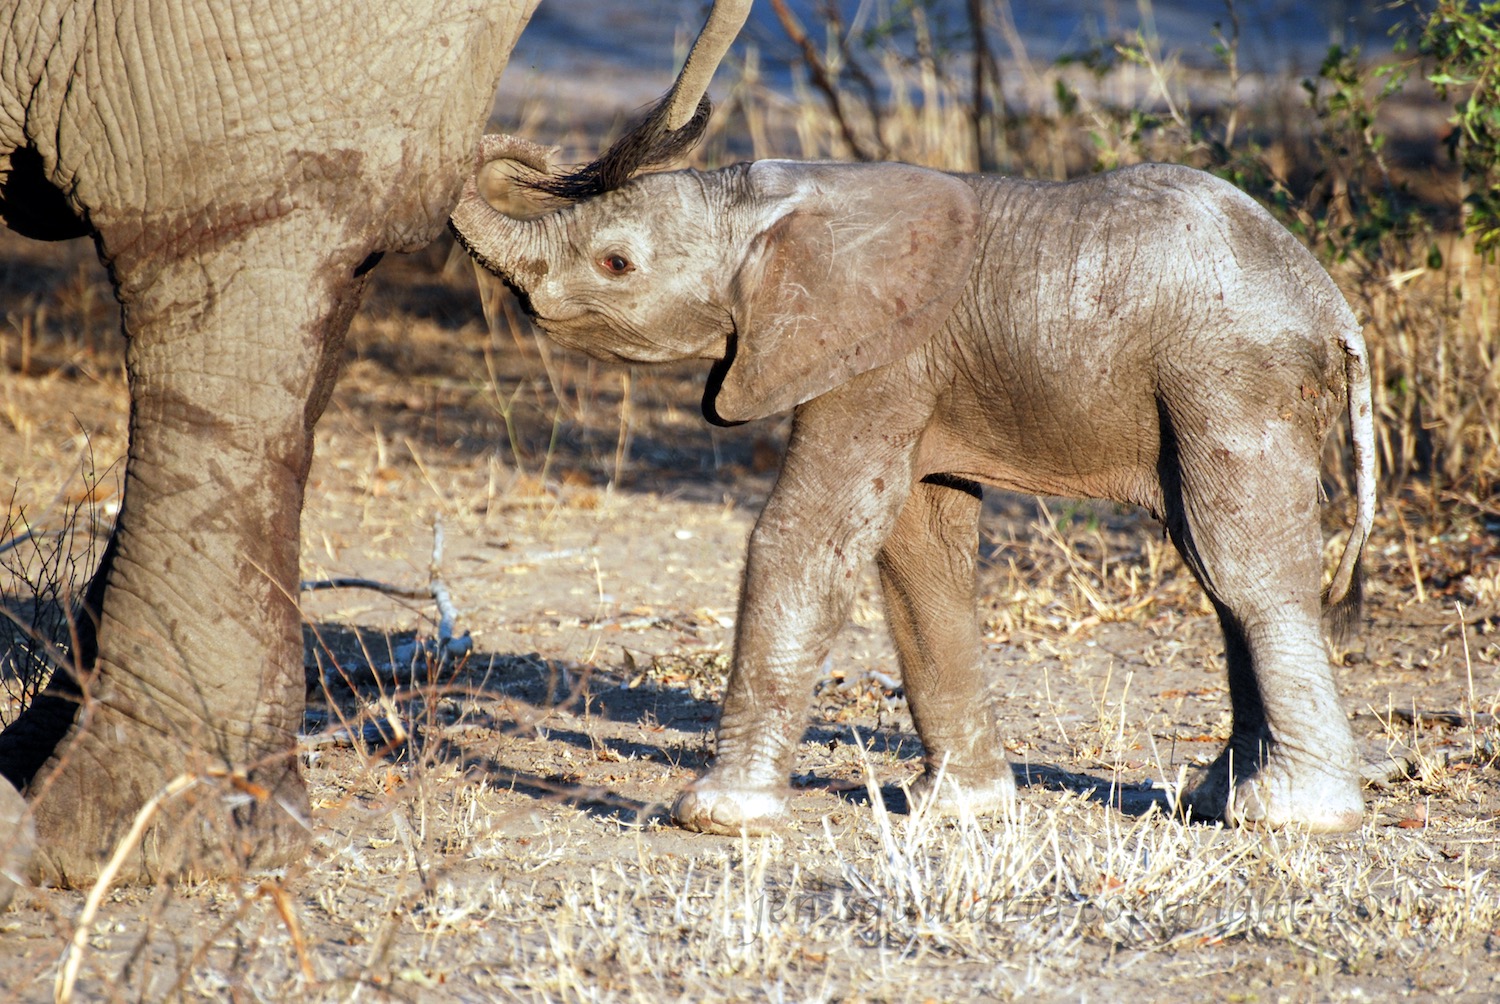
xmin=3 ymin=13 xmax=1500 ymax=1002
xmin=4 ymin=291 xmax=1495 ymax=997
xmin=6 ymin=654 xmax=1496 ymax=1002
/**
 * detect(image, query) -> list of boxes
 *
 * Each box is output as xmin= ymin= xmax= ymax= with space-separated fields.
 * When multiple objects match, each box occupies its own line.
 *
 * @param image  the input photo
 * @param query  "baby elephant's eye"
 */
xmin=600 ymin=253 xmax=634 ymax=275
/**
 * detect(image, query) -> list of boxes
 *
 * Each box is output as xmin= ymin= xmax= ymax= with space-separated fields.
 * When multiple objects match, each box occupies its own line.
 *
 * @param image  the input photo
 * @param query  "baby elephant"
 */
xmin=452 ymin=136 xmax=1376 ymax=834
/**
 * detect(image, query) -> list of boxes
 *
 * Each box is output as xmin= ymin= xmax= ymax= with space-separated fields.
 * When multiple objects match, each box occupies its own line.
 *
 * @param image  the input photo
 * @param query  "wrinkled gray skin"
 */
xmin=455 ymin=150 xmax=1379 ymax=837
xmin=0 ymin=777 xmax=31 ymax=910
xmin=0 ymin=1 xmax=749 ymax=901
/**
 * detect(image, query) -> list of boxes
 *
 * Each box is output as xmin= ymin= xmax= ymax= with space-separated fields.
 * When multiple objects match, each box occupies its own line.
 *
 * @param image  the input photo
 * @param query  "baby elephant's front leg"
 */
xmin=672 ymin=407 xmax=916 ymax=835
xmin=878 ymin=475 xmax=1014 ymax=817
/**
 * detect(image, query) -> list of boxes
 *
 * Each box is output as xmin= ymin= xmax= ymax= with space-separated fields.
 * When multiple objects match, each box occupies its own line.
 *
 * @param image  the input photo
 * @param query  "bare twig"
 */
xmin=300 ymin=520 xmax=469 ymax=667
xmin=823 ymin=2 xmax=885 ymax=135
xmin=299 ymin=577 xmax=431 ymax=600
xmin=768 ymin=0 xmax=882 ymax=161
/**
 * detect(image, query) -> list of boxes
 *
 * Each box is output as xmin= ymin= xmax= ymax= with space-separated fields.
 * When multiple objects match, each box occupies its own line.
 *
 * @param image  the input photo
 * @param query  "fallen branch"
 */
xmin=298 ymin=577 xmax=429 ymax=600
xmin=300 ymin=520 xmax=472 ymax=673
xmin=1361 ymin=749 xmax=1419 ymax=786
xmin=428 ymin=521 xmax=459 ymax=647
xmin=0 ymin=528 xmax=66 ymax=557
xmin=298 ymin=716 xmax=411 ymax=753
xmin=1356 ymin=708 xmax=1498 ymax=728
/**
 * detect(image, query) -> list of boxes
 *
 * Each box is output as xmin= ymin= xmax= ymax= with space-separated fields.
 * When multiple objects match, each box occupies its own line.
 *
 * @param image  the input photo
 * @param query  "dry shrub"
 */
xmin=1 ymin=455 xmax=116 ymax=725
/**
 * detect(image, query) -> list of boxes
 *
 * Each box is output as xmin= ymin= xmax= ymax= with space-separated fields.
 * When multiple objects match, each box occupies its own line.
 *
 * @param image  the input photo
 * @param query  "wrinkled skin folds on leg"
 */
xmin=673 ymin=385 xmax=931 ymax=834
xmin=0 ymin=777 xmax=32 ymax=911
xmin=1157 ymin=400 xmax=1363 ymax=830
xmin=19 ymin=221 xmax=370 ymax=883
xmin=878 ymin=474 xmax=1015 ymax=818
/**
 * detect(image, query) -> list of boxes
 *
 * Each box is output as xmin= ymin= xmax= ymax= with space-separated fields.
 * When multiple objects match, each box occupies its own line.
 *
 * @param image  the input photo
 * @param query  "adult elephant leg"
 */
xmin=877 ymin=475 xmax=1013 ymax=817
xmin=13 ymin=220 xmax=368 ymax=887
xmin=1164 ymin=411 xmax=1363 ymax=833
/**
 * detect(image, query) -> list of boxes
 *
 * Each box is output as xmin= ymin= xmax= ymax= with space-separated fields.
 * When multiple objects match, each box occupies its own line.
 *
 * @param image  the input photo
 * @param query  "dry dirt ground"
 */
xmin=2 ymin=230 xmax=1499 ymax=1002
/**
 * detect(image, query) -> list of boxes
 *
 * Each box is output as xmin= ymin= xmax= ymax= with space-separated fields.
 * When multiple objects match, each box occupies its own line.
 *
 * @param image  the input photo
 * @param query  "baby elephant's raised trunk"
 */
xmin=448 ymin=133 xmax=560 ymax=296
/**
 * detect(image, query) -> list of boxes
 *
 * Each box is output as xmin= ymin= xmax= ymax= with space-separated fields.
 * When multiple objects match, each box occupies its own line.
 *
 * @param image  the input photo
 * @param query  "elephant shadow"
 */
xmin=823 ymin=763 xmax=1171 ymax=821
xmin=1009 ymin=762 xmax=1173 ymax=818
xmin=303 ymin=622 xmax=716 ymax=824
xmin=303 ymin=622 xmax=1173 ymax=828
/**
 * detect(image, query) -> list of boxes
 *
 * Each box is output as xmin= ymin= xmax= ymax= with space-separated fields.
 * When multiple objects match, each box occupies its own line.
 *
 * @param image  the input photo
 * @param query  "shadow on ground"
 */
xmin=303 ymin=622 xmax=1174 ymax=830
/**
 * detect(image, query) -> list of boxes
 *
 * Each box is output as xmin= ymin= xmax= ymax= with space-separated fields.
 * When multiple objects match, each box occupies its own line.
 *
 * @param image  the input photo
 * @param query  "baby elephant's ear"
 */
xmin=707 ymin=160 xmax=980 ymax=424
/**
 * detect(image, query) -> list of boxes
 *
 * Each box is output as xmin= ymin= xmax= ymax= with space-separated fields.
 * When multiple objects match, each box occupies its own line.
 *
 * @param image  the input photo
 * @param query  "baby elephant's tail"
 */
xmin=1323 ymin=324 xmax=1377 ymax=643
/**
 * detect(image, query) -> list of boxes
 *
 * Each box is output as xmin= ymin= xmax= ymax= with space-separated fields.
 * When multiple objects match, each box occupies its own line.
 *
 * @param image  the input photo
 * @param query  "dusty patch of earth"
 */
xmin=2 ymin=231 xmax=1499 ymax=1001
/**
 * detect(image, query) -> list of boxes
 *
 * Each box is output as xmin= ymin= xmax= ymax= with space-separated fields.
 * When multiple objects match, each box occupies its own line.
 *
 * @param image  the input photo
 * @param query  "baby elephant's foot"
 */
xmin=671 ymin=778 xmax=788 ymax=836
xmin=1178 ymin=745 xmax=1363 ymax=833
xmin=906 ymin=768 xmax=1017 ymax=820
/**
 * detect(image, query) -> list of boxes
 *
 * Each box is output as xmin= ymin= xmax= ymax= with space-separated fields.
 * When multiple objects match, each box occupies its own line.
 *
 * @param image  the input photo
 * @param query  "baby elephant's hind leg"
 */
xmin=878 ymin=475 xmax=1014 ymax=817
xmin=1168 ymin=418 xmax=1364 ymax=832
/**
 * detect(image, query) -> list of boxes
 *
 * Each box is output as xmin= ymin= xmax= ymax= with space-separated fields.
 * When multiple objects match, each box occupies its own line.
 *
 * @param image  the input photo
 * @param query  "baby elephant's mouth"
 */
xmin=535 ymin=316 xmax=657 ymax=364
xmin=538 ymin=315 xmax=731 ymax=366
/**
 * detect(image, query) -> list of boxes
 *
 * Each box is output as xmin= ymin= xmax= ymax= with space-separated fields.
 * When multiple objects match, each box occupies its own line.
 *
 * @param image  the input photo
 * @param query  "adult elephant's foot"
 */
xmin=0 ymin=777 xmax=34 ymax=911
xmin=21 ymin=716 xmax=310 ymax=889
xmin=906 ymin=767 xmax=1016 ymax=820
xmin=1178 ymin=742 xmax=1363 ymax=833
xmin=671 ymin=777 xmax=788 ymax=836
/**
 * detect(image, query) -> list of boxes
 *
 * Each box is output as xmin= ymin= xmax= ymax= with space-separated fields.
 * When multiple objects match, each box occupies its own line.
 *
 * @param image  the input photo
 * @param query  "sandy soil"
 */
xmin=1 ymin=228 xmax=1498 ymax=1001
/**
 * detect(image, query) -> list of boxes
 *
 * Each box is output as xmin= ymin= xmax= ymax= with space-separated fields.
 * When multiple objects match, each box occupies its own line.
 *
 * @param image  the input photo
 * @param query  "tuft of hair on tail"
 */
xmin=1322 ymin=563 xmax=1365 ymax=647
xmin=525 ymin=94 xmax=712 ymax=202
xmin=1322 ymin=322 xmax=1377 ymax=648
